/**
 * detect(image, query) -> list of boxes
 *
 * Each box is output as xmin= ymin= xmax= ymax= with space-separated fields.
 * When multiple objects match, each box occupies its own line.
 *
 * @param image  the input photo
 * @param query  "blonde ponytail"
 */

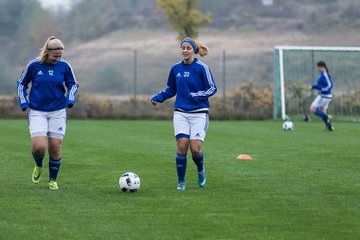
xmin=195 ymin=41 xmax=208 ymax=57
xmin=38 ymin=36 xmax=65 ymax=64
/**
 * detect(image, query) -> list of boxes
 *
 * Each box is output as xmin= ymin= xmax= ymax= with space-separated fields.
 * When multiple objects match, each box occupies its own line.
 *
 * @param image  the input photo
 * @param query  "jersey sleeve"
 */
xmin=311 ymin=83 xmax=319 ymax=90
xmin=17 ymin=61 xmax=34 ymax=110
xmin=64 ymin=62 xmax=79 ymax=108
xmin=190 ymin=65 xmax=217 ymax=98
xmin=312 ymin=74 xmax=321 ymax=90
xmin=154 ymin=67 xmax=177 ymax=102
xmin=320 ymin=72 xmax=332 ymax=91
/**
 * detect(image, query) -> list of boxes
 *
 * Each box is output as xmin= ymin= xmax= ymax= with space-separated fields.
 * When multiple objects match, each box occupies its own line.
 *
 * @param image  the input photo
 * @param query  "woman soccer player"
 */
xmin=17 ymin=36 xmax=79 ymax=189
xmin=151 ymin=38 xmax=217 ymax=190
xmin=310 ymin=61 xmax=334 ymax=131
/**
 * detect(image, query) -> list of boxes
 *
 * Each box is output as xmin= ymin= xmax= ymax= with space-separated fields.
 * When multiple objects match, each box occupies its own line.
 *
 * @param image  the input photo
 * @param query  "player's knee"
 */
xmin=177 ymin=140 xmax=189 ymax=154
xmin=310 ymin=106 xmax=315 ymax=113
xmin=32 ymin=143 xmax=46 ymax=155
xmin=191 ymin=149 xmax=201 ymax=158
xmin=190 ymin=144 xmax=202 ymax=157
xmin=177 ymin=145 xmax=188 ymax=154
xmin=49 ymin=149 xmax=61 ymax=159
xmin=48 ymin=143 xmax=62 ymax=159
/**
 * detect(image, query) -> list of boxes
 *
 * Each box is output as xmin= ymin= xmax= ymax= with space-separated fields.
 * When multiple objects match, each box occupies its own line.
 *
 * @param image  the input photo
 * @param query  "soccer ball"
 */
xmin=119 ymin=172 xmax=140 ymax=192
xmin=282 ymin=121 xmax=294 ymax=131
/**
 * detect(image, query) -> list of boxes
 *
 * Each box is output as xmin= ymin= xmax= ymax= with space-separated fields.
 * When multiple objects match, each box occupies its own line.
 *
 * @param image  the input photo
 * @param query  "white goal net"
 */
xmin=274 ymin=46 xmax=360 ymax=121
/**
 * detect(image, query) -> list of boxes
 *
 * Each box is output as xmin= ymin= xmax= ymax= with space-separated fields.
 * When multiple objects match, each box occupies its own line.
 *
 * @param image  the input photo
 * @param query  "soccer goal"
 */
xmin=273 ymin=46 xmax=360 ymax=121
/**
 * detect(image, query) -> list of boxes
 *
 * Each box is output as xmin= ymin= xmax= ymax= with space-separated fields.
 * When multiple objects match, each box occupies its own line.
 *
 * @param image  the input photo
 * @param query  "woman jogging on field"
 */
xmin=17 ymin=36 xmax=79 ymax=189
xmin=310 ymin=61 xmax=334 ymax=131
xmin=151 ymin=37 xmax=217 ymax=190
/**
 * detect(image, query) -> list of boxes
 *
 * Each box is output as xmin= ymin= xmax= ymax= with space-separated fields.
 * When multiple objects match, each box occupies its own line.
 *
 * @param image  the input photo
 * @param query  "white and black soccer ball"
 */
xmin=282 ymin=121 xmax=294 ymax=131
xmin=119 ymin=172 xmax=140 ymax=192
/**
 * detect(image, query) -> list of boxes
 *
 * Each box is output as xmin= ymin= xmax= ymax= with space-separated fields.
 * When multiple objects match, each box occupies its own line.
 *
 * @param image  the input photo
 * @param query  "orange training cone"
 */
xmin=236 ymin=154 xmax=252 ymax=160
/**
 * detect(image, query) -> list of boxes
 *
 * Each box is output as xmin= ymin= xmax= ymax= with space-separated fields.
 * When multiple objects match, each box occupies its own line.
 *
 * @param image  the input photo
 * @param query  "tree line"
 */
xmin=1 ymin=0 xmax=359 ymax=94
xmin=0 ymin=0 xmax=211 ymax=94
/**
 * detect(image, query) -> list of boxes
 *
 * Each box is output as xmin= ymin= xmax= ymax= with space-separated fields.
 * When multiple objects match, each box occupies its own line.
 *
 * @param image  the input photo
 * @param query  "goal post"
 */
xmin=274 ymin=46 xmax=360 ymax=120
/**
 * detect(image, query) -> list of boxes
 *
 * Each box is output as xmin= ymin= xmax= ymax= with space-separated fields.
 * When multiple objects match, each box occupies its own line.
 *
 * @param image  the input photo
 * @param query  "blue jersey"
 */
xmin=154 ymin=58 xmax=217 ymax=112
xmin=17 ymin=59 xmax=79 ymax=111
xmin=311 ymin=71 xmax=333 ymax=97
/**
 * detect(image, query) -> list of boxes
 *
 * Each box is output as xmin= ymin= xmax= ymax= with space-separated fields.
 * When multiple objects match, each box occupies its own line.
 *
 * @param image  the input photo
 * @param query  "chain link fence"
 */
xmin=64 ymin=47 xmax=273 ymax=99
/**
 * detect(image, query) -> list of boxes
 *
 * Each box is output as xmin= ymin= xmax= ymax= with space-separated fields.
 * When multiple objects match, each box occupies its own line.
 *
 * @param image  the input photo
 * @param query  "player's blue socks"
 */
xmin=192 ymin=152 xmax=204 ymax=173
xmin=176 ymin=153 xmax=187 ymax=183
xmin=49 ymin=157 xmax=62 ymax=181
xmin=32 ymin=151 xmax=45 ymax=168
xmin=314 ymin=108 xmax=328 ymax=123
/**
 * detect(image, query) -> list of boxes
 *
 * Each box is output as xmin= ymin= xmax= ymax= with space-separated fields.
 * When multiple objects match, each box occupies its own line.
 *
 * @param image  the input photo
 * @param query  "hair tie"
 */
xmin=47 ymin=47 xmax=64 ymax=51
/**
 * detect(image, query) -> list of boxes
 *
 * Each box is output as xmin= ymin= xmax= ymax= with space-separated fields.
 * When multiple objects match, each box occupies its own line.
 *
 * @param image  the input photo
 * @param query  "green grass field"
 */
xmin=0 ymin=119 xmax=359 ymax=240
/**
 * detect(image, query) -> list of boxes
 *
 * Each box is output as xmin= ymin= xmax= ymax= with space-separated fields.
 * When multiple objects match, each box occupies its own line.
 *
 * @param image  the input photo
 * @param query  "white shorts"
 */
xmin=173 ymin=111 xmax=209 ymax=142
xmin=28 ymin=108 xmax=67 ymax=140
xmin=311 ymin=95 xmax=332 ymax=111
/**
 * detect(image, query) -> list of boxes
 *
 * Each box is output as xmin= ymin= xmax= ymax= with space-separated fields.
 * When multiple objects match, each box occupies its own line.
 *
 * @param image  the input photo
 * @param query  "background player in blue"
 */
xmin=17 ymin=36 xmax=79 ymax=189
xmin=310 ymin=61 xmax=334 ymax=131
xmin=151 ymin=38 xmax=217 ymax=191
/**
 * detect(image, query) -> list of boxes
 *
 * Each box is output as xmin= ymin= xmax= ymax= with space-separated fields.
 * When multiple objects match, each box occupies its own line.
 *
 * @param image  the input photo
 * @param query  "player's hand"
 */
xmin=151 ymin=95 xmax=160 ymax=105
xmin=21 ymin=103 xmax=29 ymax=111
